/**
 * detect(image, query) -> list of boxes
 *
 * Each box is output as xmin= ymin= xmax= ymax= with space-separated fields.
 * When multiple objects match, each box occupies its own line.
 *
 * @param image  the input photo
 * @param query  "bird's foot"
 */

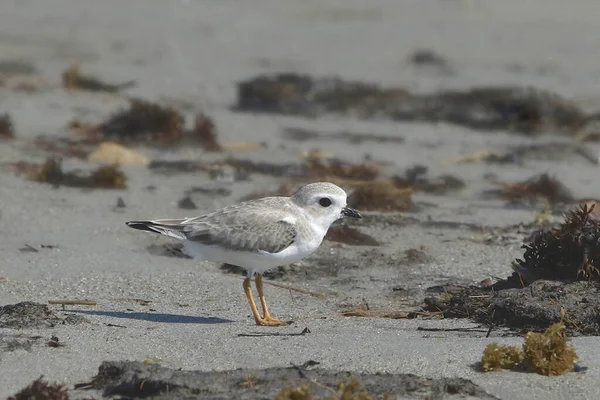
xmin=255 ymin=316 xmax=291 ymax=327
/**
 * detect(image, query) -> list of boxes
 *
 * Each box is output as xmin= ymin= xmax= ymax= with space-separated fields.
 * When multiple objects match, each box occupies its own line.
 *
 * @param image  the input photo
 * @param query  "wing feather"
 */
xmin=132 ymin=198 xmax=298 ymax=254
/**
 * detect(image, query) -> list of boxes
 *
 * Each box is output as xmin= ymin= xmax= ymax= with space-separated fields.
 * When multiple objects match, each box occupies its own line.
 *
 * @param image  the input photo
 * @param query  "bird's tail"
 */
xmin=125 ymin=220 xmax=187 ymax=241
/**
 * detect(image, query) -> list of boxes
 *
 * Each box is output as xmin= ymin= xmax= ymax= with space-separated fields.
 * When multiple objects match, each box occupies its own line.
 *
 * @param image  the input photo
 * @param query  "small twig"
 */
xmin=253 ymin=279 xmax=327 ymax=299
xmin=417 ymin=326 xmax=488 ymax=333
xmin=48 ymin=300 xmax=97 ymax=310
xmin=486 ymin=308 xmax=496 ymax=338
xmin=48 ymin=299 xmax=97 ymax=306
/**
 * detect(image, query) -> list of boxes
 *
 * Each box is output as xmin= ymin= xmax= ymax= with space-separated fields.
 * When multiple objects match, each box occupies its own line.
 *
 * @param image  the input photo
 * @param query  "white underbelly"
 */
xmin=182 ymin=234 xmax=323 ymax=274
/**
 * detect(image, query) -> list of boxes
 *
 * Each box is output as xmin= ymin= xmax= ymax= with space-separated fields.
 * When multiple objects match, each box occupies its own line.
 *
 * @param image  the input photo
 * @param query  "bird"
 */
xmin=125 ymin=182 xmax=362 ymax=326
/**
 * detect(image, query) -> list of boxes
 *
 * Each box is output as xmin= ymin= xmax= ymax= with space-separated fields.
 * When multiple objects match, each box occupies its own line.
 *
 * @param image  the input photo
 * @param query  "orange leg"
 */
xmin=255 ymin=273 xmax=288 ymax=325
xmin=243 ymin=277 xmax=287 ymax=326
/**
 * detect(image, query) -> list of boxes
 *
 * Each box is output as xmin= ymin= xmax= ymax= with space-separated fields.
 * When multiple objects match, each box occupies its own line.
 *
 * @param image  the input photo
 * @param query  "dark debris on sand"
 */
xmin=62 ymin=64 xmax=135 ymax=93
xmin=98 ymin=99 xmax=185 ymax=144
xmin=324 ymin=225 xmax=381 ymax=246
xmin=0 ymin=113 xmax=15 ymax=139
xmin=347 ymin=180 xmax=413 ymax=212
xmin=0 ymin=302 xmax=88 ymax=329
xmin=76 ymin=99 xmax=223 ymax=151
xmin=394 ymin=165 xmax=465 ymax=195
xmin=76 ymin=360 xmax=498 ymax=400
xmin=234 ymin=73 xmax=590 ymax=135
xmin=485 ymin=173 xmax=573 ymax=207
xmin=283 ymin=127 xmax=405 ymax=144
xmin=26 ymin=158 xmax=127 ymax=189
xmin=514 ymin=204 xmax=600 ymax=281
xmin=424 ymin=205 xmax=600 ymax=336
xmin=8 ymin=377 xmax=69 ymax=400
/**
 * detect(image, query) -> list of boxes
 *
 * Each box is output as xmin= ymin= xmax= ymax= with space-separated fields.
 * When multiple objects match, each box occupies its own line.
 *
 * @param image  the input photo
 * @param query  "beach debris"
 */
xmin=26 ymin=158 xmax=127 ymax=189
xmin=115 ymin=197 xmax=126 ymax=208
xmin=70 ymin=99 xmax=225 ymax=151
xmin=408 ymin=49 xmax=451 ymax=70
xmin=47 ymin=335 xmax=64 ymax=348
xmin=113 ymin=298 xmax=152 ymax=306
xmin=177 ymin=196 xmax=197 ymax=210
xmin=283 ymin=127 xmax=405 ymax=144
xmin=76 ymin=361 xmax=496 ymax=399
xmin=324 ymin=225 xmax=381 ymax=246
xmin=481 ymin=344 xmax=524 ymax=372
xmin=0 ymin=302 xmax=88 ymax=329
xmin=19 ymin=244 xmax=39 ymax=253
xmin=235 ymin=73 xmax=586 ymax=135
xmin=7 ymin=377 xmax=68 ymax=400
xmin=185 ymin=186 xmax=232 ymax=197
xmin=348 ymin=180 xmax=412 ymax=212
xmin=513 ymin=204 xmax=600 ymax=282
xmin=394 ymin=165 xmax=465 ymax=195
xmin=62 ymin=64 xmax=135 ymax=92
xmin=302 ymin=155 xmax=380 ymax=181
xmin=485 ymin=173 xmax=573 ymax=206
xmin=480 ymin=323 xmax=579 ymax=376
xmin=190 ymin=113 xmax=221 ymax=151
xmin=48 ymin=300 xmax=97 ymax=309
xmin=98 ymin=99 xmax=185 ymax=144
xmin=88 ymin=142 xmax=149 ymax=166
xmin=0 ymin=113 xmax=15 ymax=139
xmin=401 ymin=247 xmax=432 ymax=264
xmin=454 ymin=142 xmax=600 ymax=165
xmin=340 ymin=303 xmax=439 ymax=319
xmin=424 ymin=279 xmax=600 ymax=336
xmin=26 ymin=136 xmax=90 ymax=160
xmin=276 ymin=376 xmax=380 ymax=400
xmin=18 ymin=244 xmax=58 ymax=253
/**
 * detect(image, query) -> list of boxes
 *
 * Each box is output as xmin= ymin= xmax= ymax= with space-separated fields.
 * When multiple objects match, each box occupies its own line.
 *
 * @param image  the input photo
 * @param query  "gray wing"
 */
xmin=133 ymin=199 xmax=298 ymax=254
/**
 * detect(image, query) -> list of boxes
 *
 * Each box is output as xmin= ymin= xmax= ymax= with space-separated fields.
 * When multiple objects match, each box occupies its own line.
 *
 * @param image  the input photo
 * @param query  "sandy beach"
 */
xmin=2 ymin=1 xmax=600 ymax=399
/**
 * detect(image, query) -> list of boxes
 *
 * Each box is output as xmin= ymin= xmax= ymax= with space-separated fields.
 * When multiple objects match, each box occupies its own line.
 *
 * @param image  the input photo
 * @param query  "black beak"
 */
xmin=341 ymin=207 xmax=362 ymax=219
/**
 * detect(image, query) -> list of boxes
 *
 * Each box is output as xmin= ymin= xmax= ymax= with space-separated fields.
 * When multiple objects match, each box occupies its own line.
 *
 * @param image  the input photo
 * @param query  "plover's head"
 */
xmin=290 ymin=182 xmax=362 ymax=229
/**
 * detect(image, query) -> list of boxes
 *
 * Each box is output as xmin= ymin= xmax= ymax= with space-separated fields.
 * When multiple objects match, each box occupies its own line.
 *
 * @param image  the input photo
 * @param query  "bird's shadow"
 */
xmin=69 ymin=309 xmax=233 ymax=324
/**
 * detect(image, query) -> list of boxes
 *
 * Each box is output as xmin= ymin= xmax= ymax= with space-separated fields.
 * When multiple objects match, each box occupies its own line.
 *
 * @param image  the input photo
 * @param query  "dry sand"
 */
xmin=2 ymin=1 xmax=600 ymax=399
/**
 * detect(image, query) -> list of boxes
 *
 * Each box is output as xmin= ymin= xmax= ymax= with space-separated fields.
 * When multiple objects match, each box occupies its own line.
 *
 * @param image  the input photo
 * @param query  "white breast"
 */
xmin=181 ymin=214 xmax=326 ymax=276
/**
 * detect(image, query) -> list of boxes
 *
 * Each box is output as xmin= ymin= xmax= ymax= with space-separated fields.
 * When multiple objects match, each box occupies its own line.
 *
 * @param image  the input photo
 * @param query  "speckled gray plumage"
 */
xmin=129 ymin=197 xmax=301 ymax=254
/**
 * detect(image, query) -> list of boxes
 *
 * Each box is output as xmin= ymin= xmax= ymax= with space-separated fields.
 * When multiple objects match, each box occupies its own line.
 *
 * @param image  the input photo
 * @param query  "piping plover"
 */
xmin=126 ymin=182 xmax=362 ymax=326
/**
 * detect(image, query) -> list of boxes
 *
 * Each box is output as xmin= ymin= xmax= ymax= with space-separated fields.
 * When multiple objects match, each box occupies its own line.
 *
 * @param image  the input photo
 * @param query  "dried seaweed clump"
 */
xmin=348 ymin=180 xmax=412 ymax=212
xmin=324 ymin=225 xmax=381 ymax=246
xmin=90 ymin=165 xmax=127 ymax=189
xmin=236 ymin=74 xmax=585 ymax=134
xmin=303 ymin=154 xmax=380 ymax=181
xmin=0 ymin=113 xmax=15 ymax=139
xmin=394 ymin=165 xmax=465 ymax=195
xmin=29 ymin=158 xmax=127 ymax=189
xmin=7 ymin=377 xmax=69 ymax=400
xmin=513 ymin=204 xmax=600 ymax=282
xmin=99 ymin=99 xmax=185 ymax=144
xmin=62 ymin=64 xmax=135 ymax=92
xmin=275 ymin=376 xmax=378 ymax=400
xmin=480 ymin=323 xmax=578 ymax=376
xmin=480 ymin=344 xmax=524 ymax=372
xmin=498 ymin=173 xmax=573 ymax=205
xmin=275 ymin=384 xmax=314 ymax=400
xmin=191 ymin=114 xmax=222 ymax=151
xmin=523 ymin=322 xmax=578 ymax=375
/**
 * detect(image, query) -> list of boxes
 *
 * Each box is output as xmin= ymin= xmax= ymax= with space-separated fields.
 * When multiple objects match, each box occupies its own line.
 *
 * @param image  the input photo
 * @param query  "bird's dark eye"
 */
xmin=319 ymin=197 xmax=332 ymax=207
